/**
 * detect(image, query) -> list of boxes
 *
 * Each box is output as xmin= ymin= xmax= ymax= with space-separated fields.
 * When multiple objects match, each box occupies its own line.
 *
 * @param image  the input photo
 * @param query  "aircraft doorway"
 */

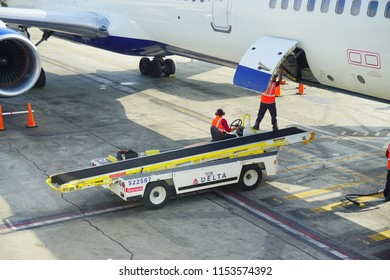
xmin=211 ymin=0 xmax=232 ymax=33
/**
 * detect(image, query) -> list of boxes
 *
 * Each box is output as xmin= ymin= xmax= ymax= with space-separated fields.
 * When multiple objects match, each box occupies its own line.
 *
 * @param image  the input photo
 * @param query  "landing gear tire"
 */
xmin=138 ymin=57 xmax=176 ymax=78
xmin=163 ymin=58 xmax=176 ymax=77
xmin=139 ymin=57 xmax=151 ymax=75
xmin=149 ymin=59 xmax=162 ymax=78
xmin=143 ymin=181 xmax=171 ymax=210
xmin=34 ymin=68 xmax=46 ymax=88
xmin=238 ymin=164 xmax=262 ymax=191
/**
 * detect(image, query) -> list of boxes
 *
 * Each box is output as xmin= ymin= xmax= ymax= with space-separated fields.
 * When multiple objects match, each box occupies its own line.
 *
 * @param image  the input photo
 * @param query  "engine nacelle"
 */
xmin=0 ymin=26 xmax=41 ymax=97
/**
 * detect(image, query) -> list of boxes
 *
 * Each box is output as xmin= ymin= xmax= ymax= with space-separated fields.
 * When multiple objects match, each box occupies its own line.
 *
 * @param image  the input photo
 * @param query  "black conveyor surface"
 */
xmin=51 ymin=127 xmax=305 ymax=185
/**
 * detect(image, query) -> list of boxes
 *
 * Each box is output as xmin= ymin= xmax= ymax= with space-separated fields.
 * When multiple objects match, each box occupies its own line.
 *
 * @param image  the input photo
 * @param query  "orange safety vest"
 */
xmin=261 ymin=82 xmax=277 ymax=104
xmin=211 ymin=116 xmax=225 ymax=134
xmin=387 ymin=144 xmax=390 ymax=170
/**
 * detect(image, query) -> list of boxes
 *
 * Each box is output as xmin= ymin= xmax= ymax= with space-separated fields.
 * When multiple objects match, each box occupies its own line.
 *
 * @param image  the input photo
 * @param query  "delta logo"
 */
xmin=193 ymin=173 xmax=227 ymax=185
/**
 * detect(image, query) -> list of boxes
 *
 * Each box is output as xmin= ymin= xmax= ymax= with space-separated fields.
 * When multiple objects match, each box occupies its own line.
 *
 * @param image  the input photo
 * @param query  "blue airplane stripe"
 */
xmin=233 ymin=65 xmax=271 ymax=92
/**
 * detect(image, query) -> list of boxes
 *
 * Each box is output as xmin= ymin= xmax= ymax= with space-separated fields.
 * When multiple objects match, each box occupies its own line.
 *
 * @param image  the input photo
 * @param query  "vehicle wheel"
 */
xmin=149 ymin=59 xmax=162 ymax=78
xmin=163 ymin=58 xmax=176 ymax=77
xmin=143 ymin=181 xmax=171 ymax=210
xmin=34 ymin=68 xmax=46 ymax=88
xmin=238 ymin=164 xmax=262 ymax=191
xmin=139 ymin=57 xmax=150 ymax=75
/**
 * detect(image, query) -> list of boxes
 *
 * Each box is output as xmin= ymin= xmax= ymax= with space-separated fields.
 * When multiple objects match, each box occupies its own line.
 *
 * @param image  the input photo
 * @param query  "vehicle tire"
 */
xmin=163 ymin=58 xmax=176 ymax=77
xmin=238 ymin=164 xmax=262 ymax=191
xmin=139 ymin=57 xmax=150 ymax=75
xmin=143 ymin=181 xmax=171 ymax=210
xmin=34 ymin=68 xmax=46 ymax=88
xmin=149 ymin=59 xmax=162 ymax=78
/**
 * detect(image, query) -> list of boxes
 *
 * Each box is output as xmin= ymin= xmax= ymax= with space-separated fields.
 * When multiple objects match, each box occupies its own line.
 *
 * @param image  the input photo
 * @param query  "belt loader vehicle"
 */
xmin=46 ymin=127 xmax=314 ymax=209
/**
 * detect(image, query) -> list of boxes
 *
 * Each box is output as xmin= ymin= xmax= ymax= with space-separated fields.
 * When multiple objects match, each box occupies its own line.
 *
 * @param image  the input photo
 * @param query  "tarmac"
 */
xmin=0 ymin=29 xmax=389 ymax=260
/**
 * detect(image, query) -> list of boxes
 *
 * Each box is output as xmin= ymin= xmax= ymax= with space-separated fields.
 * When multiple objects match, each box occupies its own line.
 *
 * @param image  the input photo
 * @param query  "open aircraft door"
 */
xmin=233 ymin=36 xmax=297 ymax=92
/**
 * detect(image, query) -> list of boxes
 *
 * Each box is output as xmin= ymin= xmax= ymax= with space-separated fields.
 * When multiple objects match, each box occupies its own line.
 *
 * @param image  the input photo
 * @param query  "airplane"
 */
xmin=0 ymin=0 xmax=389 ymax=101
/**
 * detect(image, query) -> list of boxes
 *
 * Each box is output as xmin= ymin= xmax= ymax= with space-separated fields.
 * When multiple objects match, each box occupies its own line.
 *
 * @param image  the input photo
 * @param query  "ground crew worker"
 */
xmin=211 ymin=108 xmax=239 ymax=139
xmin=384 ymin=143 xmax=390 ymax=202
xmin=252 ymin=68 xmax=282 ymax=132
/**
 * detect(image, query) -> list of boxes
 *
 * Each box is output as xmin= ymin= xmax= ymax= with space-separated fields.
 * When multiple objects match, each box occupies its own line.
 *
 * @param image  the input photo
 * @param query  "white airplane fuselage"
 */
xmin=4 ymin=0 xmax=390 ymax=101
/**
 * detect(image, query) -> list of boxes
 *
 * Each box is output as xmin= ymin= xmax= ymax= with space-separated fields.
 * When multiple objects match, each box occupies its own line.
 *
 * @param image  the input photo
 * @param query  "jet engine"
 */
xmin=0 ymin=26 xmax=41 ymax=97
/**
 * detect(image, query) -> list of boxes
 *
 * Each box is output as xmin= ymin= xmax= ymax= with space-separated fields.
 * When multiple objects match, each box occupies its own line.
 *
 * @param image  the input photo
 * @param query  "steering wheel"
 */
xmin=230 ymin=118 xmax=242 ymax=129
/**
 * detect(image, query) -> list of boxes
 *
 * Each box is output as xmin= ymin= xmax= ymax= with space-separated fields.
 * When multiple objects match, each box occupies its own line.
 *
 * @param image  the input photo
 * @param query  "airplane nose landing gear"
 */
xmin=139 ymin=56 xmax=176 ymax=78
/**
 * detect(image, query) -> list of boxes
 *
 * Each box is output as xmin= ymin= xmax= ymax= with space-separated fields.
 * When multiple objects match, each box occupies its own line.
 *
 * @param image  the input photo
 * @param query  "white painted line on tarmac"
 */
xmin=0 ymin=204 xmax=136 ymax=234
xmin=217 ymin=190 xmax=355 ymax=260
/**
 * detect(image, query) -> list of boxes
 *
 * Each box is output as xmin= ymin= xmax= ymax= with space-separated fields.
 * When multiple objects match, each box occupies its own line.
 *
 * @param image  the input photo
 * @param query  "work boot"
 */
xmin=252 ymin=123 xmax=259 ymax=130
xmin=272 ymin=125 xmax=279 ymax=132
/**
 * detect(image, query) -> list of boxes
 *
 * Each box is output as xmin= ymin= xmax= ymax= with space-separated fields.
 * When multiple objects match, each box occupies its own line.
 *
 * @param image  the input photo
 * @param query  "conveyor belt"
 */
xmin=51 ymin=127 xmax=308 ymax=185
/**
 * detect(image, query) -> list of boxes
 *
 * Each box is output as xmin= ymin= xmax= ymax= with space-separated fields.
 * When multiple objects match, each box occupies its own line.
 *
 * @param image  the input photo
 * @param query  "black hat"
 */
xmin=215 ymin=109 xmax=225 ymax=116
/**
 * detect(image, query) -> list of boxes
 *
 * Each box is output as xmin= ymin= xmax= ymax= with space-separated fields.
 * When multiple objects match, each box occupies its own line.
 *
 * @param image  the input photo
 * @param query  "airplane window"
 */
xmin=386 ymin=2 xmax=390 ymax=18
xmin=335 ymin=0 xmax=345 ymax=14
xmin=294 ymin=0 xmax=302 ymax=10
xmin=307 ymin=0 xmax=316 ymax=12
xmin=351 ymin=0 xmax=361 ymax=15
xmin=321 ymin=0 xmax=330 ymax=12
xmin=282 ymin=0 xmax=289 ymax=9
xmin=367 ymin=1 xmax=378 ymax=17
xmin=270 ymin=0 xmax=277 ymax=8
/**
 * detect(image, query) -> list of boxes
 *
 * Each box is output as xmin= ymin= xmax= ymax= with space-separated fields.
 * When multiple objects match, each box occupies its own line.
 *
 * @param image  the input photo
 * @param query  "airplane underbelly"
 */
xmin=310 ymin=61 xmax=387 ymax=100
xmin=299 ymin=40 xmax=389 ymax=101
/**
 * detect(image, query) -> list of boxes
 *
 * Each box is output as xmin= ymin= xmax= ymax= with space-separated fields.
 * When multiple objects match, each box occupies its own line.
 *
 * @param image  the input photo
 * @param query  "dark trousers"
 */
xmin=223 ymin=133 xmax=236 ymax=139
xmin=254 ymin=102 xmax=277 ymax=129
xmin=385 ymin=170 xmax=390 ymax=197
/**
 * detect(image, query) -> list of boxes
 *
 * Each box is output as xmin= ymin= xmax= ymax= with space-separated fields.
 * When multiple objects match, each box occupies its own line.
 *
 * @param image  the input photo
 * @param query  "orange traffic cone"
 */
xmin=26 ymin=102 xmax=37 ymax=128
xmin=296 ymin=83 xmax=305 ymax=95
xmin=0 ymin=105 xmax=5 ymax=131
xmin=276 ymin=84 xmax=282 ymax=97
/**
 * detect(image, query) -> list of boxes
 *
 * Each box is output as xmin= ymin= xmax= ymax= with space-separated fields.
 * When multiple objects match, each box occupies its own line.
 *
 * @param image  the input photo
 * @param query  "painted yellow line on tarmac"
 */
xmin=368 ymin=229 xmax=390 ymax=242
xmin=330 ymin=152 xmax=378 ymax=163
xmin=285 ymin=166 xmax=384 ymax=201
xmin=279 ymin=148 xmax=378 ymax=176
xmin=311 ymin=193 xmax=384 ymax=213
xmin=285 ymin=180 xmax=367 ymax=200
xmin=279 ymin=148 xmax=381 ymax=204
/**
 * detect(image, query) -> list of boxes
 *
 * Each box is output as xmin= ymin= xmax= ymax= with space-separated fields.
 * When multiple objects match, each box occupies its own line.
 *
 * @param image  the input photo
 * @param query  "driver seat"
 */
xmin=210 ymin=126 xmax=223 ymax=142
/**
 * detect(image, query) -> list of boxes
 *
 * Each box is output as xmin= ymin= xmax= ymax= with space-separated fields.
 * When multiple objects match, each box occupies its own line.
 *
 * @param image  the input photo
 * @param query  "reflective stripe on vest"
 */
xmin=261 ymin=82 xmax=277 ymax=104
xmin=212 ymin=116 xmax=225 ymax=134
